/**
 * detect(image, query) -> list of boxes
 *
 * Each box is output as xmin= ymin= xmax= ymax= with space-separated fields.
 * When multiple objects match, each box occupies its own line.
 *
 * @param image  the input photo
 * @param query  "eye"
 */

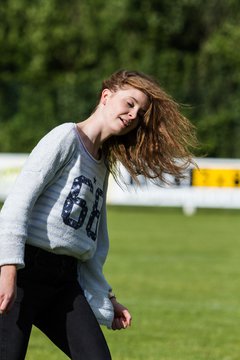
xmin=127 ymin=102 xmax=134 ymax=108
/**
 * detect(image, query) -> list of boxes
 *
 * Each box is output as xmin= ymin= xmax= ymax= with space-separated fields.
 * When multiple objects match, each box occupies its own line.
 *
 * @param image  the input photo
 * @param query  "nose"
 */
xmin=128 ymin=108 xmax=138 ymax=120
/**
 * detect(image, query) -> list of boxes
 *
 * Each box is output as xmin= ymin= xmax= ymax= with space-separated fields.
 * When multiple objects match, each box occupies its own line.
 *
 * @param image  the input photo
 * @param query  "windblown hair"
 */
xmin=100 ymin=70 xmax=197 ymax=184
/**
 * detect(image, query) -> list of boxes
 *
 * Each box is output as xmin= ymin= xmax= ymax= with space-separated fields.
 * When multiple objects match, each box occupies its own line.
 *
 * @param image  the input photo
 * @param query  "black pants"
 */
xmin=0 ymin=245 xmax=111 ymax=360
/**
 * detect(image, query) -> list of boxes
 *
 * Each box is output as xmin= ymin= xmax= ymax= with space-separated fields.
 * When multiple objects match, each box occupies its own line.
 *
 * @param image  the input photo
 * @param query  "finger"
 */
xmin=112 ymin=318 xmax=122 ymax=330
xmin=122 ymin=310 xmax=132 ymax=326
xmin=112 ymin=319 xmax=120 ymax=330
xmin=0 ymin=298 xmax=10 ymax=314
xmin=0 ymin=303 xmax=8 ymax=314
xmin=117 ymin=317 xmax=128 ymax=330
xmin=111 ymin=319 xmax=117 ymax=330
xmin=0 ymin=294 xmax=15 ymax=314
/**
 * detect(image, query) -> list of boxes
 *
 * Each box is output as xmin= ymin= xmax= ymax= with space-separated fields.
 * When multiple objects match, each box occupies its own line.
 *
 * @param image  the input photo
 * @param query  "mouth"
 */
xmin=119 ymin=117 xmax=131 ymax=127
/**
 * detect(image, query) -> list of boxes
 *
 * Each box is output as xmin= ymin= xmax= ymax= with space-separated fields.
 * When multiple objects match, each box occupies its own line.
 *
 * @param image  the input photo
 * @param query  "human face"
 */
xmin=101 ymin=86 xmax=149 ymax=136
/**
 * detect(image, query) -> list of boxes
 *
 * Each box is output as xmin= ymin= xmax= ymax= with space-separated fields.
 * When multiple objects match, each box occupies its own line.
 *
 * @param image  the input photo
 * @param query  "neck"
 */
xmin=76 ymin=111 xmax=111 ymax=160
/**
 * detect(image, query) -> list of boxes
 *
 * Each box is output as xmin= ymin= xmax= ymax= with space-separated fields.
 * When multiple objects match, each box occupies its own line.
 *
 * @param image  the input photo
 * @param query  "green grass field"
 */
xmin=15 ymin=206 xmax=240 ymax=359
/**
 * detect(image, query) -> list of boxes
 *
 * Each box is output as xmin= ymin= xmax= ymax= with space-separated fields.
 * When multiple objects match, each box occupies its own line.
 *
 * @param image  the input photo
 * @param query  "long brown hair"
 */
xmin=100 ymin=70 xmax=197 ymax=184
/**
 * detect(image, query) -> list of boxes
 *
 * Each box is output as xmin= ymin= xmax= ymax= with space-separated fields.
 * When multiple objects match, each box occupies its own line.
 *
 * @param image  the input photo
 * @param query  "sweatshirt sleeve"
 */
xmin=0 ymin=123 xmax=76 ymax=268
xmin=78 ymin=174 xmax=114 ymax=328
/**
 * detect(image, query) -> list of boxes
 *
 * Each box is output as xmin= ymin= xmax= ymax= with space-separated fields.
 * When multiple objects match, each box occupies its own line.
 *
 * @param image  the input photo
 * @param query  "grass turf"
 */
xmin=22 ymin=206 xmax=240 ymax=359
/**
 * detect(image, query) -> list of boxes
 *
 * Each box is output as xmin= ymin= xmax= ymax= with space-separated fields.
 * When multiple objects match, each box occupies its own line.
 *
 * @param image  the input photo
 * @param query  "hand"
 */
xmin=0 ymin=265 xmax=17 ymax=314
xmin=111 ymin=298 xmax=132 ymax=330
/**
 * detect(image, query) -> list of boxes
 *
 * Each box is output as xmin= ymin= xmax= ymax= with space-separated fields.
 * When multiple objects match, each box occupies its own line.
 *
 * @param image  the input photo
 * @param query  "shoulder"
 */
xmin=41 ymin=122 xmax=76 ymax=143
xmin=24 ymin=123 xmax=78 ymax=172
xmin=33 ymin=122 xmax=78 ymax=154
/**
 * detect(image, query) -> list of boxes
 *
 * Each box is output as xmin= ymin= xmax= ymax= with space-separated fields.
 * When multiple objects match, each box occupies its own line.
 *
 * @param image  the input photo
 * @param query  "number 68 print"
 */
xmin=61 ymin=175 xmax=103 ymax=241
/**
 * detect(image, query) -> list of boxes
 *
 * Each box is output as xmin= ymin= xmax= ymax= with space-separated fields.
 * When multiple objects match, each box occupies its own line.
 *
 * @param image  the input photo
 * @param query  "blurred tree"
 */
xmin=197 ymin=20 xmax=240 ymax=157
xmin=0 ymin=0 xmax=239 ymax=156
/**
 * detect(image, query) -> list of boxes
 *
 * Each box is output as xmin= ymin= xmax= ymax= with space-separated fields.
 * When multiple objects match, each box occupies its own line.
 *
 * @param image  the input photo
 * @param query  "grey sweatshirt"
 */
xmin=0 ymin=123 xmax=114 ymax=327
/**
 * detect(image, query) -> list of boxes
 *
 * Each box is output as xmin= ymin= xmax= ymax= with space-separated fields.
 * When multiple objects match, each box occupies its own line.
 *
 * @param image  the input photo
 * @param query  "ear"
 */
xmin=100 ymin=88 xmax=112 ymax=105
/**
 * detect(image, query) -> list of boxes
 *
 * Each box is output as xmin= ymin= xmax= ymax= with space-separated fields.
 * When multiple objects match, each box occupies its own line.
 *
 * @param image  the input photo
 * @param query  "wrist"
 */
xmin=110 ymin=297 xmax=118 ymax=306
xmin=108 ymin=291 xmax=116 ymax=301
xmin=0 ymin=264 xmax=17 ymax=276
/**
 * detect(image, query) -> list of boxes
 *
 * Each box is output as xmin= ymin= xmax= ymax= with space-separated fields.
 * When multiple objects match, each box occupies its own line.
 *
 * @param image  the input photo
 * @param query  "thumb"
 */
xmin=0 ymin=298 xmax=8 ymax=314
xmin=122 ymin=309 xmax=132 ymax=326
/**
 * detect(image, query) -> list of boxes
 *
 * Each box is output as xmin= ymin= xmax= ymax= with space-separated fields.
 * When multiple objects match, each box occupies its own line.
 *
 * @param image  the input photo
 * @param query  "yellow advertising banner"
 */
xmin=191 ymin=168 xmax=240 ymax=187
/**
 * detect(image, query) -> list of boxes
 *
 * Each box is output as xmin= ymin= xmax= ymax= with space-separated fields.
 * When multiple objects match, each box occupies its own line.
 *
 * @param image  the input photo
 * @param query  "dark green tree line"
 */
xmin=0 ymin=0 xmax=239 ymax=157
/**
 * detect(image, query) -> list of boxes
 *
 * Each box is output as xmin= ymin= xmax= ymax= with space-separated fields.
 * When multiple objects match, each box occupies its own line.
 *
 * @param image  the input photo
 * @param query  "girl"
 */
xmin=0 ymin=70 xmax=196 ymax=359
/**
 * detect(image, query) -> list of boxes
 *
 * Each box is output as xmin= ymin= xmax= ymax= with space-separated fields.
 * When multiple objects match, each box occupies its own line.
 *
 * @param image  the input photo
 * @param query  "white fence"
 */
xmin=107 ymin=159 xmax=240 ymax=214
xmin=0 ymin=153 xmax=28 ymax=201
xmin=1 ymin=154 xmax=240 ymax=213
